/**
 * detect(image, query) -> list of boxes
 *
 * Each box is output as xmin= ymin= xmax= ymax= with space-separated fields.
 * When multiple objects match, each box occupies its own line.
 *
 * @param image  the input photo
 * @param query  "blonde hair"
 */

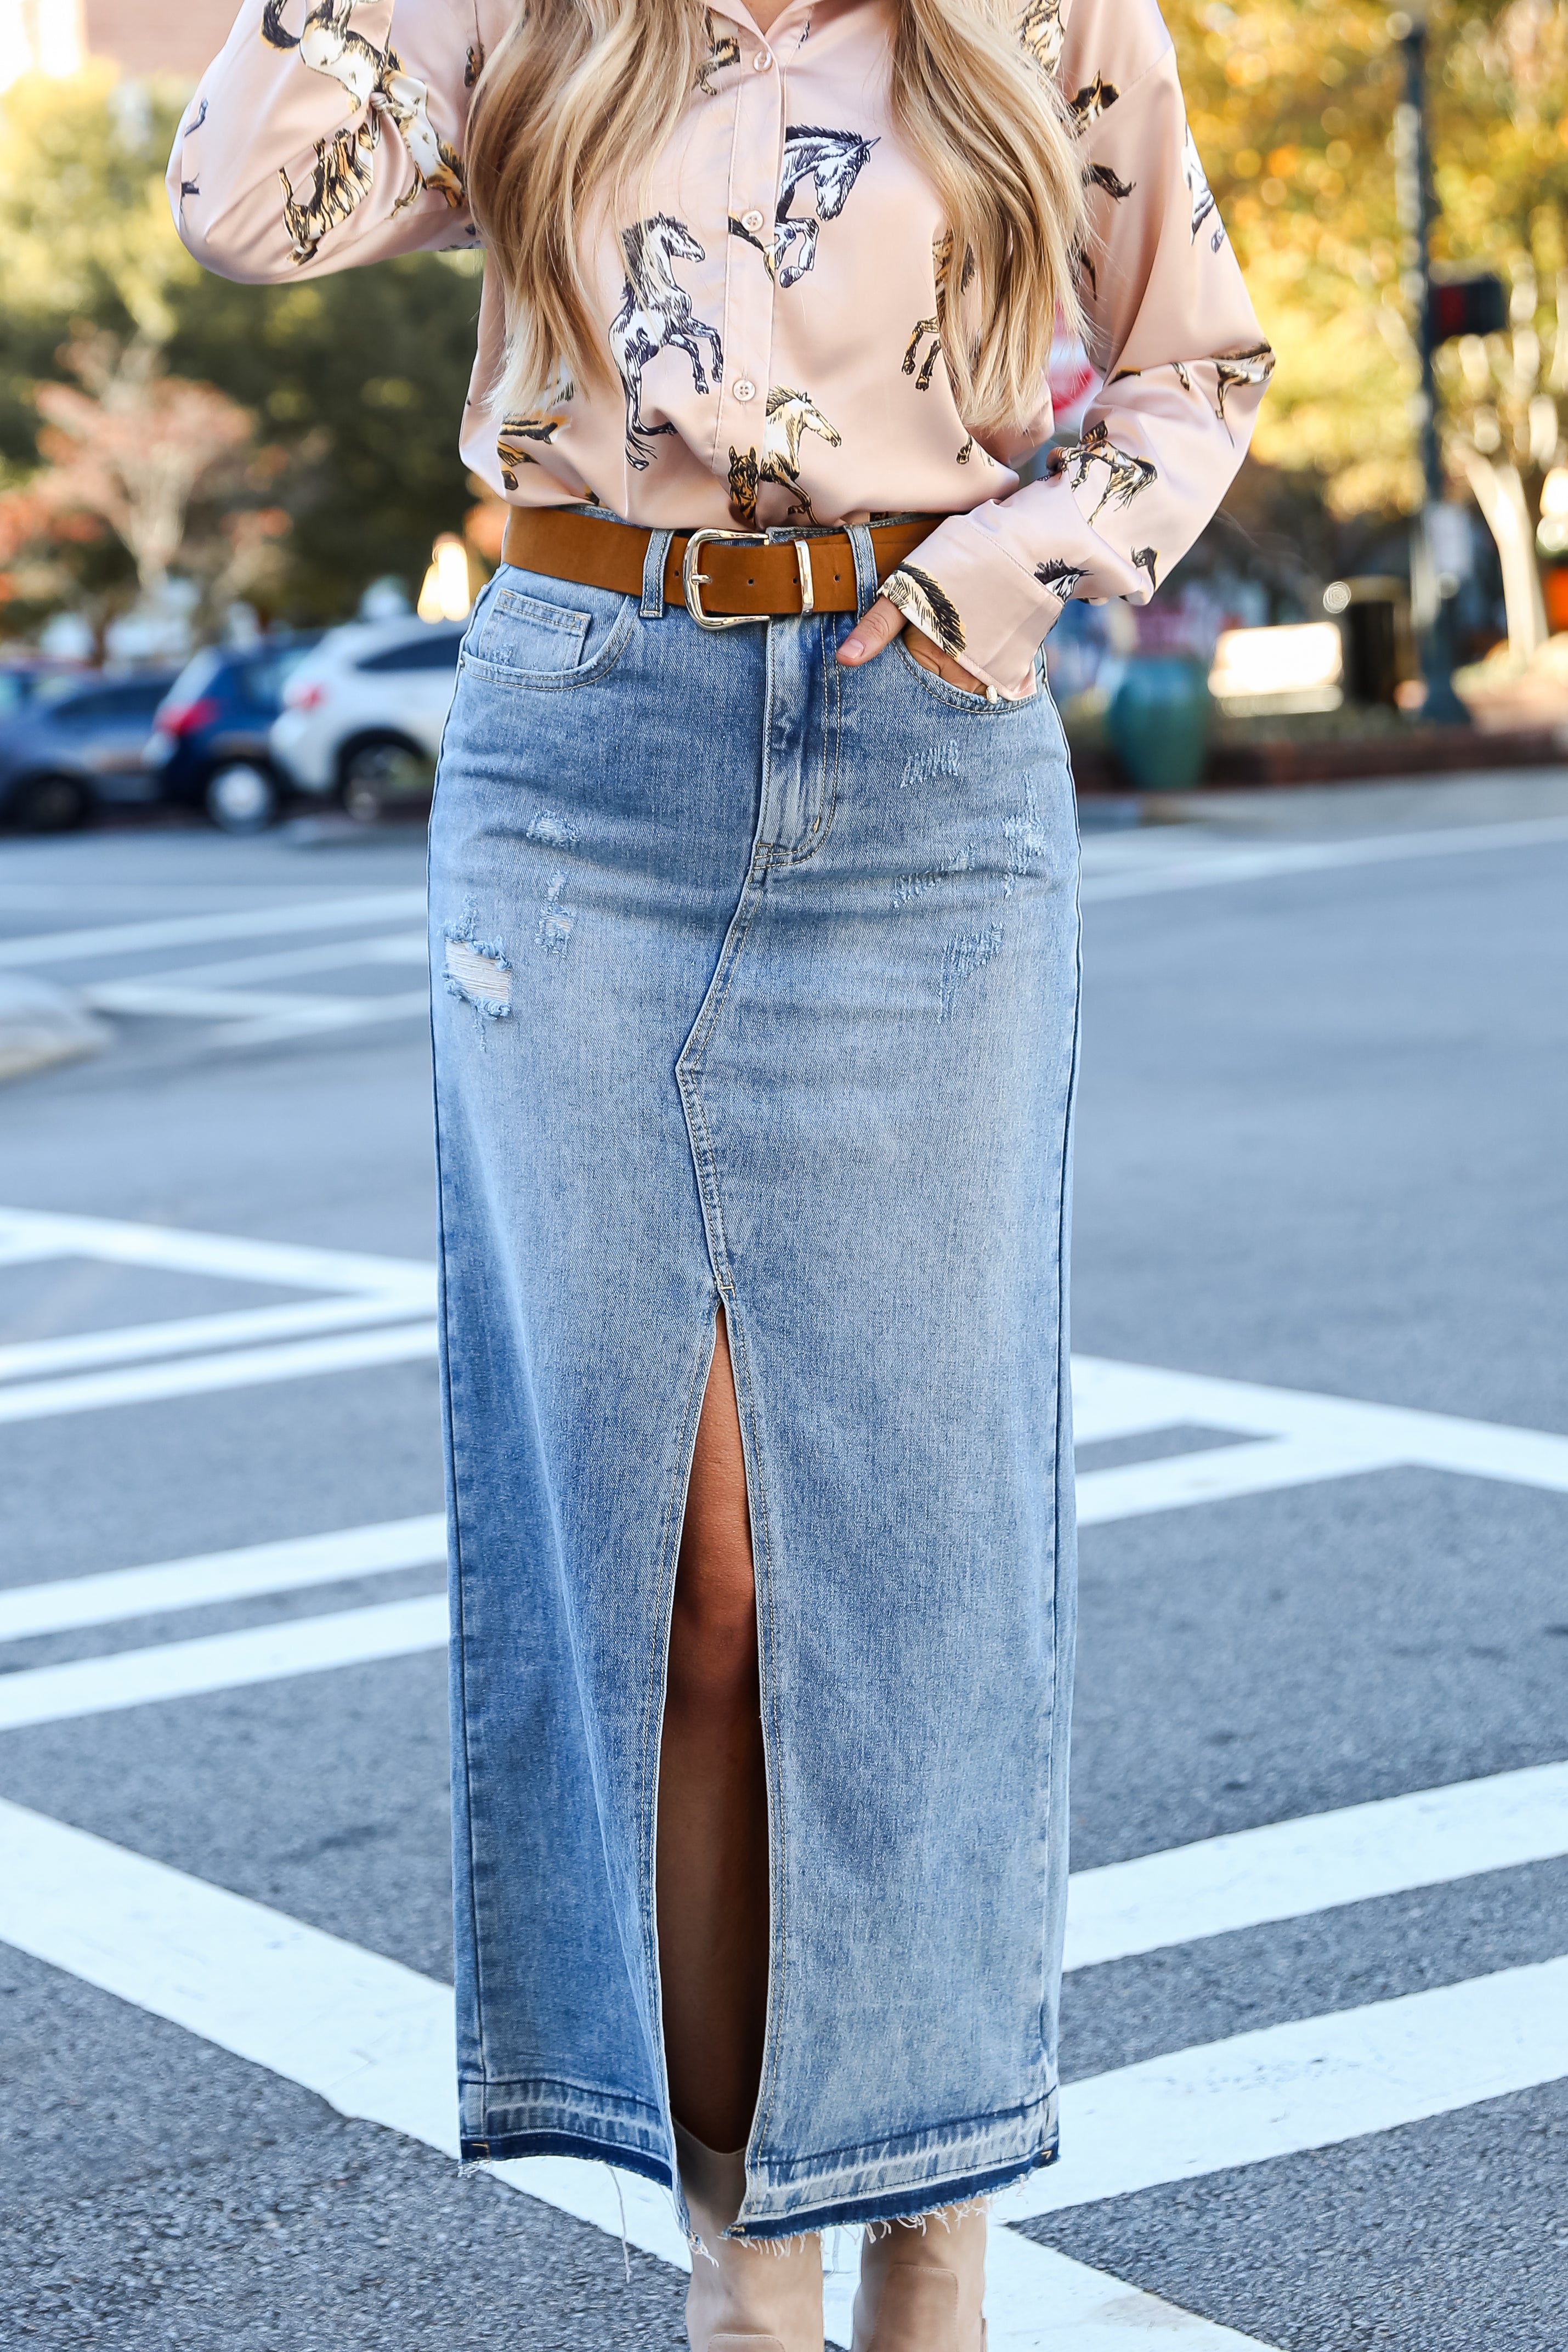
xmin=466 ymin=0 xmax=1085 ymax=434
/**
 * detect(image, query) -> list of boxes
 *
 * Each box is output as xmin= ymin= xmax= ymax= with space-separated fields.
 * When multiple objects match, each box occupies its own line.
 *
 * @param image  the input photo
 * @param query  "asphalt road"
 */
xmin=0 ymin=778 xmax=1565 ymax=2350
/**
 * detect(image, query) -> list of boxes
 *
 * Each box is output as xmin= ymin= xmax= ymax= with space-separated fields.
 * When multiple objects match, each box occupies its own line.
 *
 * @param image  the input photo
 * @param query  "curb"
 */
xmin=0 ymin=976 xmax=111 ymax=1084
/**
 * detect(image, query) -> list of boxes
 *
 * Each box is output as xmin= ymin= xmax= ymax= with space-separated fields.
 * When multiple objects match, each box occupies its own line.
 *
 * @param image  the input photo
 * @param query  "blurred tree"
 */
xmin=1168 ymin=0 xmax=1568 ymax=523
xmin=0 ymin=64 xmax=482 ymax=627
xmin=26 ymin=335 xmax=276 ymax=597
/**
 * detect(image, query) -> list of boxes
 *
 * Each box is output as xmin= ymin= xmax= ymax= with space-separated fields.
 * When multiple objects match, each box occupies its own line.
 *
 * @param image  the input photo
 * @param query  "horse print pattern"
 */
xmin=609 ymin=217 xmax=725 ymax=468
xmin=262 ymin=0 xmax=464 ymax=249
xmin=1068 ymin=74 xmax=1120 ymax=132
xmin=697 ymin=12 xmax=741 ymax=94
xmin=1035 ymin=559 xmax=1087 ymax=600
xmin=729 ymin=126 xmax=877 ymax=287
xmin=1214 ymin=343 xmax=1277 ymax=429
xmin=280 ymin=118 xmax=378 ymax=265
xmin=882 ymin=564 xmax=966 ymax=657
xmin=172 ymin=0 xmax=1273 ymax=697
xmin=497 ymin=412 xmax=569 ymax=493
xmin=904 ymin=234 xmax=978 ymax=463
xmin=1061 ymin=420 xmax=1157 ymax=521
xmin=1018 ymin=0 xmax=1067 ymax=77
xmin=1182 ymin=127 xmax=1218 ymax=244
xmin=726 ymin=387 xmax=842 ymax=525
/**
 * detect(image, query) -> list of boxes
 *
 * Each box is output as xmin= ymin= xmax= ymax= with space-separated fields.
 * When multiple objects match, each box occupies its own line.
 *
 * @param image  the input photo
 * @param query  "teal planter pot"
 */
xmin=1108 ymin=656 xmax=1212 ymax=791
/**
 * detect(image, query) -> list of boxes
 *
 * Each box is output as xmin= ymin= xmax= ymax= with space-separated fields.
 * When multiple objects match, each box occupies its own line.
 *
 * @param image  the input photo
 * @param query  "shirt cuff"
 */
xmin=885 ymin=510 xmax=1066 ymax=700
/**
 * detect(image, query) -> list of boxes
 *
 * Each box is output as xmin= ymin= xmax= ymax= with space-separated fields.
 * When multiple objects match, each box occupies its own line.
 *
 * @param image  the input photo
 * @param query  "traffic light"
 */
xmin=1428 ymin=274 xmax=1508 ymax=345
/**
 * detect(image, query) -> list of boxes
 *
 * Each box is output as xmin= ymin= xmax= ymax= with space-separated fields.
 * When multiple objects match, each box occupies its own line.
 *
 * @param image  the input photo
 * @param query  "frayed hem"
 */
xmin=862 ymin=2192 xmax=991 ymax=2244
xmin=717 ymin=2222 xmax=822 ymax=2254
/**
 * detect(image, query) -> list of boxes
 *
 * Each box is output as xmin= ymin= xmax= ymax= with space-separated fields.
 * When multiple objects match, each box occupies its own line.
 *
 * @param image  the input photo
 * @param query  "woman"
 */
xmin=173 ymin=4 xmax=1267 ymax=2344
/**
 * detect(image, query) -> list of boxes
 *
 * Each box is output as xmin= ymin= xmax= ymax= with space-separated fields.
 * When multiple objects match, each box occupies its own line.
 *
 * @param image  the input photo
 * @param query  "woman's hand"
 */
xmin=836 ymin=595 xmax=982 ymax=693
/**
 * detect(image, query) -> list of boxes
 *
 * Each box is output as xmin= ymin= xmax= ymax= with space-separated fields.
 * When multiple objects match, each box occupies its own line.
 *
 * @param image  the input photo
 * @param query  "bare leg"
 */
xmin=658 ymin=1305 xmax=771 ymax=2152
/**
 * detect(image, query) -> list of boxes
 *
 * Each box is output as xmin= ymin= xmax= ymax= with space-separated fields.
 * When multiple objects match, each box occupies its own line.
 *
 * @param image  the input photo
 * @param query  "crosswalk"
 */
xmin=0 ymin=886 xmax=429 ymax=1048
xmin=1 ymin=1205 xmax=1564 ymax=2348
xmin=4 ymin=807 xmax=1568 ymax=1055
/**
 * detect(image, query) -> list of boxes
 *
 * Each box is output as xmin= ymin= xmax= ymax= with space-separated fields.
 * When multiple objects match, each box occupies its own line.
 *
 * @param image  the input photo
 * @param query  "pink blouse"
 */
xmin=170 ymin=0 xmax=1272 ymax=697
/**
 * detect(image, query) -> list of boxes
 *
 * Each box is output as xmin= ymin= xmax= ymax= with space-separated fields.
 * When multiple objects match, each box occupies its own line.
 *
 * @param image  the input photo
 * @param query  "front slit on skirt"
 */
xmin=429 ymin=544 xmax=1082 ymax=2239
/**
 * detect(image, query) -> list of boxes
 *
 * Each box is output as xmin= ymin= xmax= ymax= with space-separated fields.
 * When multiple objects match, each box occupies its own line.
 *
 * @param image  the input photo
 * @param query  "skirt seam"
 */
xmin=635 ymin=1317 xmax=717 ymax=2128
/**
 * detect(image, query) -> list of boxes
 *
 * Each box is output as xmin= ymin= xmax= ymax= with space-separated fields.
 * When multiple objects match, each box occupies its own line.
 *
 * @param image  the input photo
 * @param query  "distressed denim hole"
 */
xmin=445 ymin=936 xmax=513 ymax=1015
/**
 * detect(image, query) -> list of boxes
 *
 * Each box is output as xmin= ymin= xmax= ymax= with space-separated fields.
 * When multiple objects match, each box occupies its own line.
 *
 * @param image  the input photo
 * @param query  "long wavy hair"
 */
xmin=466 ymin=0 xmax=1085 ymax=433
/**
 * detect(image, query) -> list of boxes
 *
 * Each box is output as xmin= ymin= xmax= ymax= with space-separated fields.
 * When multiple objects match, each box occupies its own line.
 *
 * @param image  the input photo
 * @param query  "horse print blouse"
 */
xmin=171 ymin=0 xmax=1272 ymax=698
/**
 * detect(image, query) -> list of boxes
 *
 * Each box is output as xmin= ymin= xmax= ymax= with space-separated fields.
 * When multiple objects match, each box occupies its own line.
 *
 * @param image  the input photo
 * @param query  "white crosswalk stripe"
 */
xmin=3 ymin=1208 xmax=1565 ymax=2347
xmin=1000 ymin=1957 xmax=1568 ymax=2220
xmin=0 ymin=1516 xmax=447 ymax=1642
xmin=0 ymin=1797 xmax=1279 ymax=2350
xmin=0 ymin=1595 xmax=449 ymax=1731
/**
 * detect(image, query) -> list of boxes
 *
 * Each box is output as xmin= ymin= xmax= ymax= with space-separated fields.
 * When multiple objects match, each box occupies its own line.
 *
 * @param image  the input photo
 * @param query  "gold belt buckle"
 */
xmin=682 ymin=528 xmax=816 ymax=630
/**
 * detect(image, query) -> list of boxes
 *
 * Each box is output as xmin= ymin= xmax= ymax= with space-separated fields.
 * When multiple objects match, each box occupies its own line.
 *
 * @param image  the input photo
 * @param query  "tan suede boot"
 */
xmin=676 ymin=2122 xmax=825 ymax=2352
xmin=850 ymin=2207 xmax=986 ymax=2352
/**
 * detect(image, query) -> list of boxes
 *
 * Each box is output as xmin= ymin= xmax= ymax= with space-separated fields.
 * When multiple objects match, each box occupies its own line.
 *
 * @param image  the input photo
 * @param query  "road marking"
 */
xmin=0 ymin=1321 xmax=440 ymax=1424
xmin=118 ymin=934 xmax=427 ymax=990
xmin=1000 ymin=1955 xmax=1568 ymax=2221
xmin=0 ymin=1797 xmax=1276 ymax=2350
xmin=1063 ymin=1760 xmax=1568 ymax=1971
xmin=0 ymin=890 xmax=427 ymax=969
xmin=3 ymin=1523 xmax=1563 ymax=1989
xmin=81 ymin=981 xmax=395 ymax=1021
xmin=0 ymin=1207 xmax=435 ymax=1421
xmin=81 ymin=980 xmax=431 ymax=1045
xmin=1078 ymin=813 xmax=1568 ymax=903
xmin=214 ymin=994 xmax=431 ymax=1047
xmin=0 ymin=1294 xmax=435 ymax=1385
xmin=0 ymin=1206 xmax=434 ymax=1300
xmin=5 ymin=1216 xmax=1565 ymax=1539
xmin=0 ymin=1516 xmax=447 ymax=1642
xmin=1071 ymin=1354 xmax=1568 ymax=1499
xmin=0 ymin=1595 xmax=448 ymax=1729
xmin=1075 ymin=1432 xmax=1399 ymax=1523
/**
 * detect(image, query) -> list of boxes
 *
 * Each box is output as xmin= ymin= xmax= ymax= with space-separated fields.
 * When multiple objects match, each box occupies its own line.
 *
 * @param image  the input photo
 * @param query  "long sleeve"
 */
xmin=166 ymin=1 xmax=501 ymax=283
xmin=886 ymin=0 xmax=1273 ymax=699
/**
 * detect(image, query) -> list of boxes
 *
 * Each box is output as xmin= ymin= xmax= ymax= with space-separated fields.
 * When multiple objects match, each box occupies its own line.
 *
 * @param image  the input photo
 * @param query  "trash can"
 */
xmin=1108 ymin=656 xmax=1211 ymax=791
xmin=1322 ymin=577 xmax=1409 ymax=707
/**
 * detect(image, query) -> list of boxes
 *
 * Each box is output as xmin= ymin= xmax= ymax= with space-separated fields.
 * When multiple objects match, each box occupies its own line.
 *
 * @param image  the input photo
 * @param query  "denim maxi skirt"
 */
xmin=428 ymin=524 xmax=1082 ymax=2241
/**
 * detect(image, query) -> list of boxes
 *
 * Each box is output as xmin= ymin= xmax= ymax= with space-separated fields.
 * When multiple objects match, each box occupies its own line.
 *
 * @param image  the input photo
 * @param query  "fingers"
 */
xmin=836 ymin=595 xmax=905 ymax=666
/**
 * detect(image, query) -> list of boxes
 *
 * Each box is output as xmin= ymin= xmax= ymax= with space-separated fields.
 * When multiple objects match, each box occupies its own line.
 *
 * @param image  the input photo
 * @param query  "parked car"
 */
xmin=0 ymin=671 xmax=179 ymax=832
xmin=144 ymin=635 xmax=323 ymax=831
xmin=269 ymin=617 xmax=465 ymax=819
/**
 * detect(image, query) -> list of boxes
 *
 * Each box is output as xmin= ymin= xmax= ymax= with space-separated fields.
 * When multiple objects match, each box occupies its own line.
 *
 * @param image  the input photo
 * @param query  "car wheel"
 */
xmin=205 ymin=763 xmax=280 ymax=834
xmin=339 ymin=737 xmax=435 ymax=823
xmin=8 ymin=773 xmax=91 ymax=833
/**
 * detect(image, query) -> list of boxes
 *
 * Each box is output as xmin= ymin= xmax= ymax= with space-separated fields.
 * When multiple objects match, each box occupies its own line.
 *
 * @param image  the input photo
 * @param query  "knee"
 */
xmin=669 ymin=1537 xmax=758 ymax=1701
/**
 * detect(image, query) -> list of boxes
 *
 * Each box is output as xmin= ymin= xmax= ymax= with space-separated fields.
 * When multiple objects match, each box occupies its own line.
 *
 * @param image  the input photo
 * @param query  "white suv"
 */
xmin=269 ymin=616 xmax=466 ymax=817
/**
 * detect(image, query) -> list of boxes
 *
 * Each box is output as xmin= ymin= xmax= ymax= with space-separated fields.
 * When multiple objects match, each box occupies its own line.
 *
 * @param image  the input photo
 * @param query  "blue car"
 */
xmin=145 ymin=636 xmax=322 ymax=830
xmin=0 ymin=670 xmax=180 ymax=832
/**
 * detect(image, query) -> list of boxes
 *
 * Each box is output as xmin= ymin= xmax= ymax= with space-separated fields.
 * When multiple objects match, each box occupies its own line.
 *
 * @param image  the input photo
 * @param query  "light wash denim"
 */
xmin=428 ymin=523 xmax=1082 ymax=2240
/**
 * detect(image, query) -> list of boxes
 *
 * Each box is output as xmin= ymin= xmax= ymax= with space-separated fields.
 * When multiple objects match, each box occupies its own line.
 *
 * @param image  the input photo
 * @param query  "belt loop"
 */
xmin=641 ymin=528 xmax=673 ymax=618
xmin=846 ymin=523 xmax=879 ymax=620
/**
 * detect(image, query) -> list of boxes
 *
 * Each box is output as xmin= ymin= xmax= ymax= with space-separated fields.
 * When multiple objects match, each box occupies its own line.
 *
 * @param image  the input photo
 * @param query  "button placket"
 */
xmin=715 ymin=34 xmax=783 ymax=474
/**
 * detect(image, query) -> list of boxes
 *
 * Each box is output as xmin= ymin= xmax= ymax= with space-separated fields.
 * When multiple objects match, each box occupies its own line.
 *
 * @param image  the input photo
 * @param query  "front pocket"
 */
xmin=474 ymin=587 xmax=592 ymax=673
xmin=893 ymin=640 xmax=992 ymax=710
xmin=462 ymin=568 xmax=638 ymax=689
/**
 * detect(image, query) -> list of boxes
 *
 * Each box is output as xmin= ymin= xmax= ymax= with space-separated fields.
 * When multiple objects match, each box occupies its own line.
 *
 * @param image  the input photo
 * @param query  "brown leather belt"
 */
xmin=501 ymin=507 xmax=934 ymax=630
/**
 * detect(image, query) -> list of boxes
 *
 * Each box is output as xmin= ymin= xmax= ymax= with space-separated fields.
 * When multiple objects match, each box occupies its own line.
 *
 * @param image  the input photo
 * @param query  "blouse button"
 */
xmin=752 ymin=48 xmax=773 ymax=69
xmin=732 ymin=378 xmax=757 ymax=403
xmin=741 ymin=207 xmax=765 ymax=233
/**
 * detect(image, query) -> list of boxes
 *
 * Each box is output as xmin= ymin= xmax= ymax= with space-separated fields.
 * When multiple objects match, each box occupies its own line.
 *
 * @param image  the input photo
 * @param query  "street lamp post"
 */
xmin=1392 ymin=4 xmax=1469 ymax=725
